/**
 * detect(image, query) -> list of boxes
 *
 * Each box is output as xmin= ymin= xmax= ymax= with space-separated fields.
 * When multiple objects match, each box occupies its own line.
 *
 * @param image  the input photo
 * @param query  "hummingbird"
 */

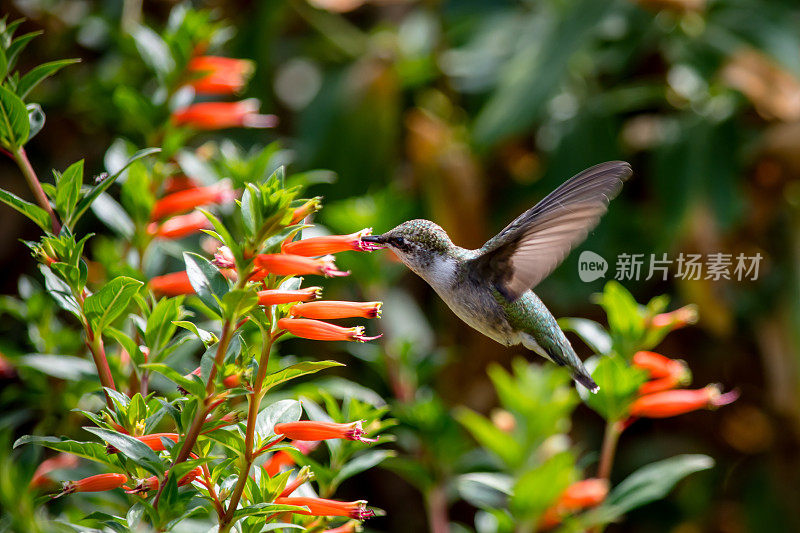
xmin=362 ymin=161 xmax=632 ymax=392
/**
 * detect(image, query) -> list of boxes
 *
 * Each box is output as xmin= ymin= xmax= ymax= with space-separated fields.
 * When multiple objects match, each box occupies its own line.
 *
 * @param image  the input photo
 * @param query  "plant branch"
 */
xmin=153 ymin=318 xmax=235 ymax=509
xmin=597 ymin=420 xmax=622 ymax=481
xmin=86 ymin=330 xmax=116 ymax=409
xmin=219 ymin=325 xmax=276 ymax=531
xmin=12 ymin=147 xmax=61 ymax=234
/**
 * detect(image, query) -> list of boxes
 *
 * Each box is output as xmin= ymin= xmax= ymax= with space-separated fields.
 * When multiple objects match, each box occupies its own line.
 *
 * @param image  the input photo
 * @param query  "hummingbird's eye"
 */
xmin=389 ymin=236 xmax=406 ymax=248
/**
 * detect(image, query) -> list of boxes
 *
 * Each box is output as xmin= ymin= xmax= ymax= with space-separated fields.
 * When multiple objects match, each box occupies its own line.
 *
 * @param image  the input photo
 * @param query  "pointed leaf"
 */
xmin=84 ymin=276 xmax=143 ymax=331
xmin=17 ymin=58 xmax=80 ymax=99
xmin=262 ymin=360 xmax=344 ymax=392
xmin=0 ymin=187 xmax=50 ymax=231
xmin=0 ymin=84 xmax=28 ymax=148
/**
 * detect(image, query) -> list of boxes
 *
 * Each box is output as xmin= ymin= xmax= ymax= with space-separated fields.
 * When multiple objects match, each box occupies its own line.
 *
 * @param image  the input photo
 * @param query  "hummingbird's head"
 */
xmin=362 ymin=219 xmax=455 ymax=276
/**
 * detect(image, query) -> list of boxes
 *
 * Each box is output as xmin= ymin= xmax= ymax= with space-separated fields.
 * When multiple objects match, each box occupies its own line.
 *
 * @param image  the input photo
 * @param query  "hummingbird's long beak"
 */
xmin=361 ymin=235 xmax=387 ymax=248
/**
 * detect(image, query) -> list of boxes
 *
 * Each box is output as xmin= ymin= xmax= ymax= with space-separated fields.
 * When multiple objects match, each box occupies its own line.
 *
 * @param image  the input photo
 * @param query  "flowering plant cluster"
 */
xmin=453 ymin=281 xmax=737 ymax=532
xmin=0 ymin=11 xmax=393 ymax=533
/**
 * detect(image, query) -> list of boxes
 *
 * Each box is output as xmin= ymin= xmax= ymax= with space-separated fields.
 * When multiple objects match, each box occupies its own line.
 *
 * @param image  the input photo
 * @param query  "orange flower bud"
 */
xmin=125 ymin=467 xmax=201 ymax=494
xmin=289 ymin=301 xmax=382 ymax=319
xmin=61 ymin=473 xmax=128 ymax=495
xmin=151 ymin=182 xmax=234 ymax=220
xmin=540 ymin=478 xmax=609 ymax=530
xmin=279 ymin=467 xmax=314 ymax=497
xmin=282 ymin=229 xmax=378 ymax=256
xmin=30 ymin=453 xmax=79 ymax=489
xmin=172 ymin=99 xmax=277 ymax=130
xmin=629 ymin=385 xmax=739 ymax=418
xmin=290 ymin=198 xmax=322 ymax=224
xmin=274 ymin=421 xmax=377 ymax=443
xmin=274 ymin=497 xmax=374 ymax=519
xmin=254 ymin=254 xmax=349 ymax=278
xmin=187 ymin=56 xmax=253 ymax=95
xmin=257 ymin=287 xmax=323 ymax=306
xmin=147 ymin=211 xmax=212 ymax=239
xmin=222 ymin=373 xmax=241 ymax=388
xmin=650 ymin=305 xmax=698 ymax=330
xmin=150 ymin=271 xmax=195 ymax=296
xmin=277 ymin=318 xmax=381 ymax=342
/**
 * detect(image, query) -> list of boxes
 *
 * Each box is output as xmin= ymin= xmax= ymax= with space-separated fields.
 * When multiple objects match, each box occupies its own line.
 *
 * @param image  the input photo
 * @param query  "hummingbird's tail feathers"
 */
xmin=519 ymin=331 xmax=599 ymax=393
xmin=572 ymin=370 xmax=600 ymax=394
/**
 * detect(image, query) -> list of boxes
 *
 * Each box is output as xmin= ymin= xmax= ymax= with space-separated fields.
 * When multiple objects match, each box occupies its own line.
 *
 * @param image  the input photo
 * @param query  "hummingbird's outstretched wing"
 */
xmin=473 ymin=161 xmax=632 ymax=302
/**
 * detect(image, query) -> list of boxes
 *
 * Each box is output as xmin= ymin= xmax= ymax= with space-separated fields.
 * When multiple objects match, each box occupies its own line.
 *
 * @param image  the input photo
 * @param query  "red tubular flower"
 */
xmin=274 ymin=497 xmax=374 ymax=519
xmin=187 ymin=56 xmax=253 ymax=95
xmin=163 ymin=175 xmax=200 ymax=194
xmin=106 ymin=433 xmax=179 ymax=454
xmin=650 ymin=305 xmax=698 ymax=329
xmin=540 ymin=478 xmax=609 ymax=530
xmin=633 ymin=351 xmax=691 ymax=395
xmin=172 ymin=99 xmax=277 ymax=130
xmin=30 ymin=453 xmax=79 ymax=489
xmin=150 ymin=271 xmax=194 ymax=296
xmin=629 ymin=385 xmax=739 ymax=418
xmin=61 ymin=473 xmax=128 ymax=495
xmin=290 ymin=300 xmax=382 ymax=319
xmin=151 ymin=181 xmax=234 ymax=220
xmin=264 ymin=440 xmax=319 ymax=476
xmin=274 ymin=421 xmax=377 ymax=443
xmin=147 ymin=211 xmax=212 ymax=239
xmin=258 ymin=287 xmax=323 ymax=306
xmin=282 ymin=229 xmax=377 ymax=256
xmin=254 ymin=254 xmax=349 ymax=278
xmin=278 ymin=318 xmax=381 ymax=342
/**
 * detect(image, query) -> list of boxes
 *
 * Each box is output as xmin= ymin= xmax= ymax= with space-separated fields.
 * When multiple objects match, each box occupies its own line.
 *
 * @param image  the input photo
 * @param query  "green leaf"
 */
xmin=84 ymin=276 xmax=143 ymax=332
xmin=17 ymin=58 xmax=80 ymax=99
xmin=145 ymin=297 xmax=183 ymax=353
xmin=510 ymin=451 xmax=575 ymax=521
xmin=130 ymin=25 xmax=175 ymax=77
xmin=456 ymin=472 xmax=513 ymax=509
xmin=558 ymin=318 xmax=612 ymax=355
xmin=0 ymin=43 xmax=7 ymax=79
xmin=183 ymin=252 xmax=229 ymax=314
xmin=38 ymin=264 xmax=81 ymax=317
xmin=232 ymin=503 xmax=310 ymax=521
xmin=0 ymin=84 xmax=29 ymax=148
xmin=263 ymin=360 xmax=345 ymax=392
xmin=0 ymin=187 xmax=50 ymax=231
xmin=456 ymin=407 xmax=521 ymax=468
xmin=17 ymin=353 xmax=96 ymax=380
xmin=69 ymin=147 xmax=160 ymax=227
xmin=220 ymin=288 xmax=258 ymax=321
xmin=472 ymin=0 xmax=609 ymax=147
xmin=55 ymin=159 xmax=83 ymax=219
xmin=331 ymin=449 xmax=395 ymax=489
xmin=255 ymin=399 xmax=302 ymax=442
xmin=592 ymin=281 xmax=645 ymax=358
xmin=6 ymin=31 xmax=41 ymax=70
xmin=173 ymin=320 xmax=217 ymax=347
xmin=587 ymin=455 xmax=714 ymax=524
xmin=82 ymin=427 xmax=163 ymax=477
xmin=13 ymin=435 xmax=120 ymax=470
xmin=140 ymin=363 xmax=204 ymax=398
xmin=583 ymin=355 xmax=646 ymax=422
xmin=90 ymin=192 xmax=135 ymax=238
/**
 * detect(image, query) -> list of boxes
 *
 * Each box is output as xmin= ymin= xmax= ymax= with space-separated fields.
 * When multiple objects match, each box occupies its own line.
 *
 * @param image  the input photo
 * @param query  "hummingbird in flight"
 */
xmin=362 ymin=161 xmax=632 ymax=392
